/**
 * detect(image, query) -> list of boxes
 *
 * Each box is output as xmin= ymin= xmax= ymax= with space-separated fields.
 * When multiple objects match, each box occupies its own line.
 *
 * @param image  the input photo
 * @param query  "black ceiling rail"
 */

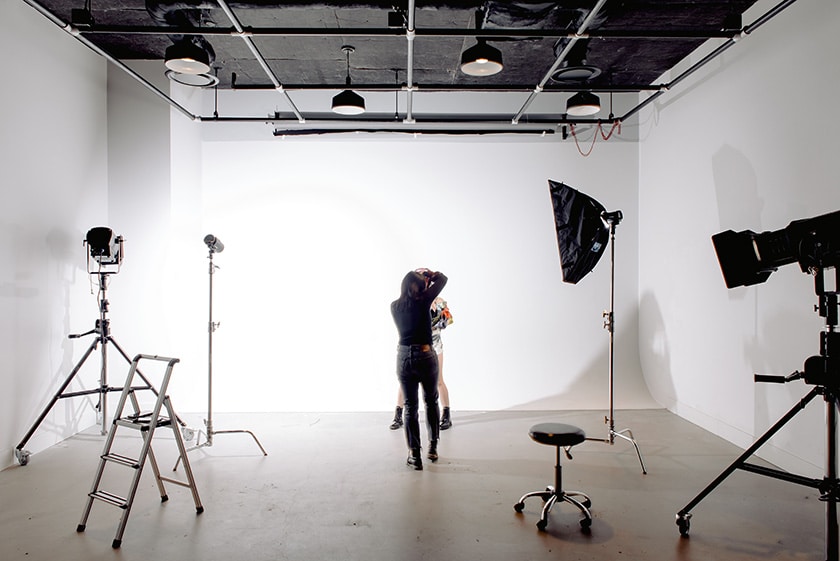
xmin=272 ymin=128 xmax=557 ymax=136
xmin=75 ymin=24 xmax=738 ymax=41
xmin=231 ymin=82 xmax=664 ymax=93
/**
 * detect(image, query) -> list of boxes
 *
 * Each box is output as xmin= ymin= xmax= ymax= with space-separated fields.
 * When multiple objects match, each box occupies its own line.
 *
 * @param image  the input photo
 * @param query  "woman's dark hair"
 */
xmin=397 ymin=271 xmax=426 ymax=305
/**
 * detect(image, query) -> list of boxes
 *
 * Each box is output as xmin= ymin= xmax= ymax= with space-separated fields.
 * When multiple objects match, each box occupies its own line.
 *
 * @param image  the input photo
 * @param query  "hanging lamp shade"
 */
xmin=165 ymin=41 xmax=212 ymax=75
xmin=331 ymin=89 xmax=366 ymax=115
xmin=332 ymin=45 xmax=366 ymax=115
xmin=460 ymin=39 xmax=503 ymax=76
xmin=566 ymin=91 xmax=601 ymax=116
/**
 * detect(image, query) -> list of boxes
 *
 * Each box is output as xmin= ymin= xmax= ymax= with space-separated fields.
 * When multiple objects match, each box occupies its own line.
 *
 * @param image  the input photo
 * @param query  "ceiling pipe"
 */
xmin=404 ymin=0 xmax=416 ymax=124
xmin=21 ymin=0 xmax=197 ymax=121
xmin=619 ymin=0 xmax=801 ymax=123
xmin=512 ymin=0 xmax=609 ymax=125
xmin=273 ymin=128 xmax=557 ymax=137
xmin=79 ymin=25 xmax=737 ymax=41
xmin=215 ymin=0 xmax=305 ymax=123
xmin=231 ymin=83 xmax=661 ymax=93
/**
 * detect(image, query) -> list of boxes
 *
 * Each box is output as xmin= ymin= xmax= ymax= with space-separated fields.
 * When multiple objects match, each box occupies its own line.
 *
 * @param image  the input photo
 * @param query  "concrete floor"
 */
xmin=0 ymin=409 xmax=828 ymax=560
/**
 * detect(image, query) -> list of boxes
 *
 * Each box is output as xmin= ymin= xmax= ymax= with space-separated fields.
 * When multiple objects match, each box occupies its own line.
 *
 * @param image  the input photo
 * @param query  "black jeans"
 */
xmin=396 ymin=344 xmax=440 ymax=451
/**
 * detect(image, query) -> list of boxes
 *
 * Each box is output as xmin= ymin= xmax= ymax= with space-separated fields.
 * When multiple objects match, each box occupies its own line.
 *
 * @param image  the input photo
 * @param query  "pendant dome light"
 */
xmin=165 ymin=38 xmax=213 ymax=75
xmin=332 ymin=46 xmax=366 ymax=115
xmin=460 ymin=38 xmax=503 ymax=77
xmin=566 ymin=91 xmax=601 ymax=116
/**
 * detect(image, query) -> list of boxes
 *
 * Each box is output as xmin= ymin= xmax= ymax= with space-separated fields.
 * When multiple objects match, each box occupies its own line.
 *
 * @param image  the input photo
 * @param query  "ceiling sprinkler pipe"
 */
xmin=216 ymin=0 xmax=305 ymax=122
xmin=513 ymin=0 xmax=609 ymax=123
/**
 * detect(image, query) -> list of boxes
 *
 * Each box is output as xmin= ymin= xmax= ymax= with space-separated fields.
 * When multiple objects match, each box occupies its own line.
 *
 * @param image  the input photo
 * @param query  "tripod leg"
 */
xmin=15 ymin=338 xmax=100 ymax=464
xmin=676 ymin=387 xmax=820 ymax=534
xmin=827 ymin=392 xmax=838 ymax=561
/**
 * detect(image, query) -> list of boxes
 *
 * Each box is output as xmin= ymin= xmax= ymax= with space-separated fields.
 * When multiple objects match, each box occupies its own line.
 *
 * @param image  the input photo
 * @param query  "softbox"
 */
xmin=548 ymin=180 xmax=609 ymax=284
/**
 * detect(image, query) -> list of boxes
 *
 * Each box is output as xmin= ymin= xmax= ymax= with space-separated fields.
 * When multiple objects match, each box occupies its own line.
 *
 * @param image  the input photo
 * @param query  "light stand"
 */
xmin=179 ymin=236 xmax=267 ymax=464
xmin=585 ymin=211 xmax=647 ymax=474
xmin=676 ymin=266 xmax=840 ymax=561
xmin=15 ymin=241 xmax=161 ymax=466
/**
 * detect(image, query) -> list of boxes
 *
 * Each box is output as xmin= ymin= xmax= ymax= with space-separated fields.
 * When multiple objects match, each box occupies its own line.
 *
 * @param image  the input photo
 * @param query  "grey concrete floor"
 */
xmin=0 ymin=409 xmax=827 ymax=560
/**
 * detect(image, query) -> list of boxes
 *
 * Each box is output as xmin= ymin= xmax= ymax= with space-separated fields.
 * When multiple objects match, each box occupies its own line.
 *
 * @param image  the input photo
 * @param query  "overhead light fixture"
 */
xmin=165 ymin=70 xmax=219 ymax=88
xmin=165 ymin=39 xmax=212 ymax=75
xmin=566 ymin=91 xmax=601 ymax=116
xmin=551 ymin=40 xmax=601 ymax=83
xmin=332 ymin=46 xmax=365 ymax=115
xmin=460 ymin=39 xmax=503 ymax=77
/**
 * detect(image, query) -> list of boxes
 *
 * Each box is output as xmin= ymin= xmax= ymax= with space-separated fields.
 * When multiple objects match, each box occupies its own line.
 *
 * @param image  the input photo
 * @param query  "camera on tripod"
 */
xmin=85 ymin=227 xmax=124 ymax=272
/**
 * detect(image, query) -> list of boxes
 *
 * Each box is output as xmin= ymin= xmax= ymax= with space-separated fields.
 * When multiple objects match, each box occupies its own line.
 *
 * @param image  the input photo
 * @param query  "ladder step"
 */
xmin=90 ymin=490 xmax=129 ymax=509
xmin=116 ymin=416 xmax=172 ymax=431
xmin=102 ymin=453 xmax=141 ymax=469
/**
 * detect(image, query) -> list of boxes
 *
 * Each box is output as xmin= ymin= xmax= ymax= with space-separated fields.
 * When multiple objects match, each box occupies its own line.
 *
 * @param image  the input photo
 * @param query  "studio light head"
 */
xmin=204 ymin=234 xmax=224 ymax=254
xmin=85 ymin=227 xmax=124 ymax=269
xmin=712 ymin=210 xmax=840 ymax=289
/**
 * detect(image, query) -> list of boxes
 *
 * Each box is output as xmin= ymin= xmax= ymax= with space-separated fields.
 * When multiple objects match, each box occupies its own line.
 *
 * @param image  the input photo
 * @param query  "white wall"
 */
xmin=0 ymin=0 xmax=108 ymax=465
xmin=638 ymin=0 xmax=840 ymax=477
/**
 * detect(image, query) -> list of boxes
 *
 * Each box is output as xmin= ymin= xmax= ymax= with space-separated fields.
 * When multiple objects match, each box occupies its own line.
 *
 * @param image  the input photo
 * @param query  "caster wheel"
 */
xmin=676 ymin=514 xmax=691 ymax=537
xmin=514 ymin=502 xmax=524 ymax=513
xmin=582 ymin=498 xmax=592 ymax=508
xmin=15 ymin=449 xmax=30 ymax=466
xmin=580 ymin=517 xmax=592 ymax=531
xmin=536 ymin=519 xmax=547 ymax=532
xmin=182 ymin=427 xmax=196 ymax=442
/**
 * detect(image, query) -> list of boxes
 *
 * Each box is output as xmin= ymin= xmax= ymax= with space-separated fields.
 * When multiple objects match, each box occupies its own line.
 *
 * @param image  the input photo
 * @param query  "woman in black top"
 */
xmin=391 ymin=268 xmax=448 ymax=470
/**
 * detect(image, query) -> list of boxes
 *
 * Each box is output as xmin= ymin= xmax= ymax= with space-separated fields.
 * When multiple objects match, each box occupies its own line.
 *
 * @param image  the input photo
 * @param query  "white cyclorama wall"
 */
xmin=0 ymin=1 xmax=108 ymax=466
xmin=172 ymin=136 xmax=654 ymax=413
xmin=638 ymin=0 xmax=840 ymax=478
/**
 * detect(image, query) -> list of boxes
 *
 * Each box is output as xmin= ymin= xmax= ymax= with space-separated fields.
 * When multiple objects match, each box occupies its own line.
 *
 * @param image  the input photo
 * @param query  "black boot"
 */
xmin=440 ymin=407 xmax=452 ymax=430
xmin=407 ymin=448 xmax=423 ymax=470
xmin=427 ymin=440 xmax=439 ymax=463
xmin=389 ymin=406 xmax=403 ymax=430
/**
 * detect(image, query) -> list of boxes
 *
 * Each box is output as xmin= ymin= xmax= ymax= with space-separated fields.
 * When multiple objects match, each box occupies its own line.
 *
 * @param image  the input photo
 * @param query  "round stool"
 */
xmin=513 ymin=422 xmax=592 ymax=532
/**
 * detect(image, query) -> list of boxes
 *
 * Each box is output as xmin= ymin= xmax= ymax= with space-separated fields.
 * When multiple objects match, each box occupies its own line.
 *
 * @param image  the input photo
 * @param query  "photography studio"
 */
xmin=1 ymin=0 xmax=839 ymax=560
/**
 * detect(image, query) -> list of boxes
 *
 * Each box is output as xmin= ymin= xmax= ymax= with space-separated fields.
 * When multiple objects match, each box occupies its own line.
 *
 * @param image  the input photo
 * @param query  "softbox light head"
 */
xmin=712 ymin=209 xmax=840 ymax=289
xmin=548 ymin=180 xmax=610 ymax=284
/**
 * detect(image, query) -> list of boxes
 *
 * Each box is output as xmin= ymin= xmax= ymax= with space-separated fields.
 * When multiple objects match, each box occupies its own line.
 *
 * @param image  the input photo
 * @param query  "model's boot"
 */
xmin=407 ymin=448 xmax=423 ymax=470
xmin=427 ymin=440 xmax=439 ymax=462
xmin=440 ymin=407 xmax=452 ymax=430
xmin=389 ymin=406 xmax=403 ymax=430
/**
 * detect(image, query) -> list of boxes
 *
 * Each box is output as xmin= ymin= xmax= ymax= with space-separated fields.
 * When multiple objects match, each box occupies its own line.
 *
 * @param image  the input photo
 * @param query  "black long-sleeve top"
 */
xmin=391 ymin=273 xmax=448 ymax=346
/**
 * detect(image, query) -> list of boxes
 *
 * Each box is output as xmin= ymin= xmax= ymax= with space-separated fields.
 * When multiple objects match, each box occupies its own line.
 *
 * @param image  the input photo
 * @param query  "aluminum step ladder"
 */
xmin=77 ymin=354 xmax=203 ymax=548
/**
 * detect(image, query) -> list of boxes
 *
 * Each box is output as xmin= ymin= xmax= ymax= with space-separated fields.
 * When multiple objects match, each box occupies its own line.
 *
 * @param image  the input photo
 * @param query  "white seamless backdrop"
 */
xmin=145 ymin=137 xmax=655 ymax=413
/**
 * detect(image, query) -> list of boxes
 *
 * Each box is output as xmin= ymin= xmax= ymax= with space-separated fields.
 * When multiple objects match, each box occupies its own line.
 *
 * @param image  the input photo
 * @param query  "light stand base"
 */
xmin=174 ymin=419 xmax=268 ymax=470
xmin=587 ymin=424 xmax=647 ymax=474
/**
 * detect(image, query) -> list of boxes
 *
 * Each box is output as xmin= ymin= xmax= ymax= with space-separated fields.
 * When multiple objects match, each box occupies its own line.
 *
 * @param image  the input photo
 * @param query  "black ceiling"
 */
xmin=25 ymin=0 xmax=794 ymax=133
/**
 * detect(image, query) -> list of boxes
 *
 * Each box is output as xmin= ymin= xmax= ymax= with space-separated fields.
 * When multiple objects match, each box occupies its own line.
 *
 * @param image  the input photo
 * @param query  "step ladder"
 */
xmin=77 ymin=354 xmax=203 ymax=548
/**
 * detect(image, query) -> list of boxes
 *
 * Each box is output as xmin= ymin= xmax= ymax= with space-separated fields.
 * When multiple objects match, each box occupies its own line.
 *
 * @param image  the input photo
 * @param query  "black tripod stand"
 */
xmin=676 ymin=266 xmax=840 ymax=561
xmin=15 ymin=272 xmax=159 ymax=466
xmin=586 ymin=211 xmax=647 ymax=474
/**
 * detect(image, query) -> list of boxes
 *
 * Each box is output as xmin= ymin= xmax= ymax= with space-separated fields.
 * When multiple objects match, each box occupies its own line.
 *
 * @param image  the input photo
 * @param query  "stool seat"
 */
xmin=514 ymin=422 xmax=592 ymax=533
xmin=529 ymin=423 xmax=586 ymax=447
